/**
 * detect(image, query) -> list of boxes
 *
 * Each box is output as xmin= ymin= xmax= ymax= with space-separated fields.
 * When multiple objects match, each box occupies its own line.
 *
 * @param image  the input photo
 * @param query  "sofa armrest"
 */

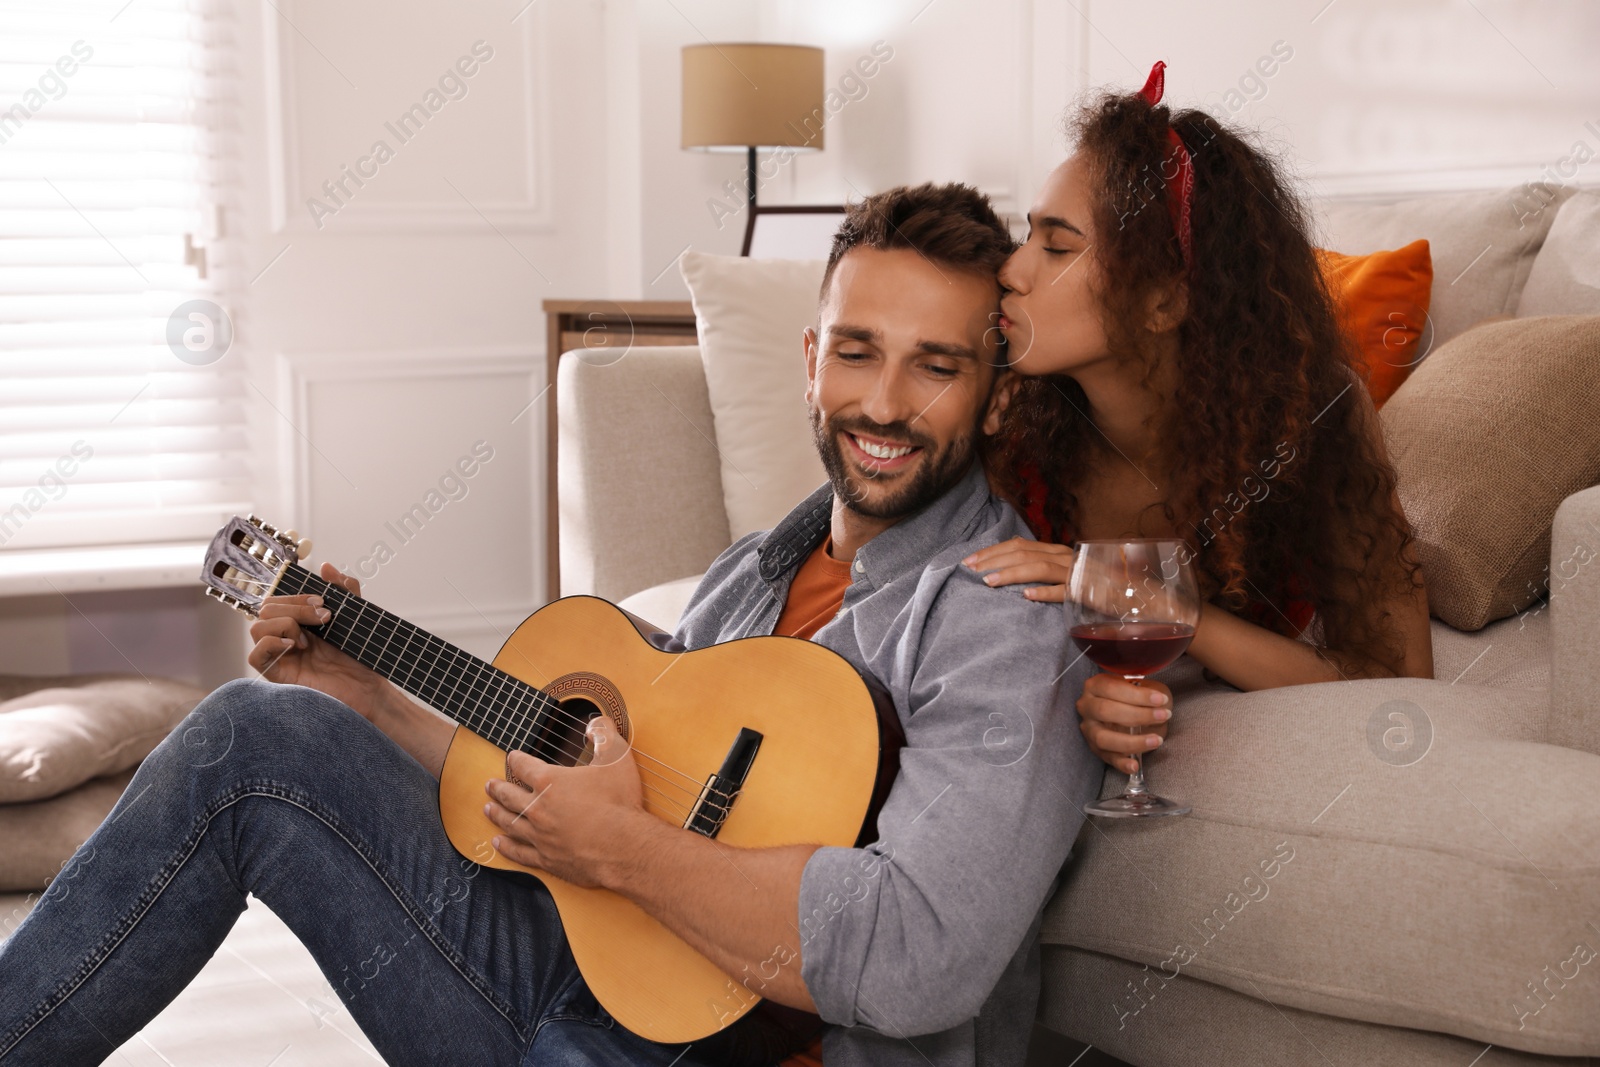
xmin=1548 ymin=483 xmax=1600 ymax=755
xmin=557 ymin=345 xmax=732 ymax=603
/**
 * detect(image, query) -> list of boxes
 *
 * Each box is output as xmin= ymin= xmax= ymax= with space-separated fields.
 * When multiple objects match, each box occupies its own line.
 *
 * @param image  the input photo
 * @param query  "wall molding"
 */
xmin=271 ymin=344 xmax=546 ymax=610
xmin=1307 ymin=169 xmax=1600 ymax=203
xmin=264 ymin=0 xmax=554 ymax=234
xmin=1028 ymin=0 xmax=1600 ymax=212
xmin=410 ymin=602 xmax=537 ymax=646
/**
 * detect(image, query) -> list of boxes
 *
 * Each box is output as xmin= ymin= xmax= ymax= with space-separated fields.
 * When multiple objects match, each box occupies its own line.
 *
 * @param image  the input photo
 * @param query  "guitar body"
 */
xmin=436 ymin=595 xmax=879 ymax=1043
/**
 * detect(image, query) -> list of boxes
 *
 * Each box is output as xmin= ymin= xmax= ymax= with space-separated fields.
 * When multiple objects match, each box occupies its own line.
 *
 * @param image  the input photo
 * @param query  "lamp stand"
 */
xmin=741 ymin=145 xmax=758 ymax=256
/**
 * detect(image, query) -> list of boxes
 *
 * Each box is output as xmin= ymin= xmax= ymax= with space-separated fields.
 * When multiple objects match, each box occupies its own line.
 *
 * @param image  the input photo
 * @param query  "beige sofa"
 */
xmin=557 ymin=184 xmax=1600 ymax=1065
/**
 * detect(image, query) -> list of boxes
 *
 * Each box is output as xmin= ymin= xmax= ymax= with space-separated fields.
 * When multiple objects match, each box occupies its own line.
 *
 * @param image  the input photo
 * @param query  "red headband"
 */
xmin=1135 ymin=60 xmax=1194 ymax=271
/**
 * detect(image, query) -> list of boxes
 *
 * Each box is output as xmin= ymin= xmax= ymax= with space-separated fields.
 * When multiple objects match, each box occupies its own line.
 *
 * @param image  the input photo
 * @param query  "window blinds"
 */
xmin=0 ymin=0 xmax=248 ymax=552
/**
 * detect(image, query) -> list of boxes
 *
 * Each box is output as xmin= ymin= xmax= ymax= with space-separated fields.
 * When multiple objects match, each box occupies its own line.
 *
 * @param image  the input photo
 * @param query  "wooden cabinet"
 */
xmin=540 ymin=300 xmax=698 ymax=599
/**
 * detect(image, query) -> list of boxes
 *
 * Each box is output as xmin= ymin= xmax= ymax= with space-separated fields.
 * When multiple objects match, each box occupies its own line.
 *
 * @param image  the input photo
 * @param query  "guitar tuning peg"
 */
xmin=283 ymin=529 xmax=312 ymax=559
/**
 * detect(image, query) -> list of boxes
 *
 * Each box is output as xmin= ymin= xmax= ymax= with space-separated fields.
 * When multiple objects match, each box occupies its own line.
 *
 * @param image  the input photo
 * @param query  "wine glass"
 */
xmin=1068 ymin=539 xmax=1200 ymax=818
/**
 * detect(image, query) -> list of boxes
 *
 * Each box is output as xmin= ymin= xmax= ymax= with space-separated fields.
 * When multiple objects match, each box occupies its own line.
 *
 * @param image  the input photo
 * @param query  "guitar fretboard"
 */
xmin=275 ymin=564 xmax=559 ymax=756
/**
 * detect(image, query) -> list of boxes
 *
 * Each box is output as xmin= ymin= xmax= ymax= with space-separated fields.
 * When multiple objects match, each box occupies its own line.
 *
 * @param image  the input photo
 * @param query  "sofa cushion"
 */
xmin=1429 ymin=609 xmax=1550 ymax=690
xmin=0 ymin=673 xmax=205 ymax=803
xmin=616 ymin=574 xmax=704 ymax=636
xmin=1517 ymin=190 xmax=1600 ymax=317
xmin=679 ymin=252 xmax=828 ymax=541
xmin=1040 ymin=946 xmax=1582 ymax=1067
xmin=1315 ymin=239 xmax=1433 ymax=407
xmin=1314 ymin=183 xmax=1571 ymax=350
xmin=1041 ymin=665 xmax=1600 ymax=1057
xmin=0 ymin=767 xmax=135 ymax=891
xmin=1378 ymin=315 xmax=1600 ymax=630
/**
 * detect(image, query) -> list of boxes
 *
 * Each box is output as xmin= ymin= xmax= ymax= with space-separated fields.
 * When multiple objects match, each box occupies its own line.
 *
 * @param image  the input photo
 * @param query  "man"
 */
xmin=0 ymin=183 xmax=1101 ymax=1066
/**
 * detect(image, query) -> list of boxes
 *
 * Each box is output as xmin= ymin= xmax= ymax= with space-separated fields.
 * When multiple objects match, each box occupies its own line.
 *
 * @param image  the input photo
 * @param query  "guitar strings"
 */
xmin=235 ymin=550 xmax=738 ymax=822
xmin=297 ymin=583 xmax=728 ymax=820
xmin=285 ymin=569 xmax=745 ymax=808
xmin=490 ymin=731 xmax=723 ymax=819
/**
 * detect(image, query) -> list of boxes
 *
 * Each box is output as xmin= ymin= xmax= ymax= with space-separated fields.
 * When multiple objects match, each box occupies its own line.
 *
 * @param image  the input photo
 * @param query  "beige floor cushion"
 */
xmin=1043 ymin=663 xmax=1600 ymax=1058
xmin=0 ymin=673 xmax=206 ymax=804
xmin=0 ymin=766 xmax=136 ymax=891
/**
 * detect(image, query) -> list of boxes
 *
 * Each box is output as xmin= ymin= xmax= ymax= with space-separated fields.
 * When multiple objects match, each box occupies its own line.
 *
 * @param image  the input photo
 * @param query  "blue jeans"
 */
xmin=0 ymin=678 xmax=761 ymax=1066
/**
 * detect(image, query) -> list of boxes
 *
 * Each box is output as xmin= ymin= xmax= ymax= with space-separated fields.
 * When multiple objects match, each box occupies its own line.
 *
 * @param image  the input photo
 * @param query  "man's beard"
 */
xmin=809 ymin=404 xmax=982 ymax=521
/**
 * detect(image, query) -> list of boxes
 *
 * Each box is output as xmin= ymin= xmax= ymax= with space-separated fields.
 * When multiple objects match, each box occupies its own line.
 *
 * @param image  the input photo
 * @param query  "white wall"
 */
xmin=628 ymin=0 xmax=1053 ymax=291
xmin=760 ymin=1 xmax=1034 ymax=221
xmin=1078 ymin=0 xmax=1600 ymax=197
xmin=232 ymin=0 xmax=617 ymax=666
xmin=622 ymin=0 xmax=1600 ymax=301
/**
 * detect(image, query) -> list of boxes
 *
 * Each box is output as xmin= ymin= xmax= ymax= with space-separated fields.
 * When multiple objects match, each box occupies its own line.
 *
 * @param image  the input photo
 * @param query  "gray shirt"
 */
xmin=657 ymin=459 xmax=1102 ymax=1066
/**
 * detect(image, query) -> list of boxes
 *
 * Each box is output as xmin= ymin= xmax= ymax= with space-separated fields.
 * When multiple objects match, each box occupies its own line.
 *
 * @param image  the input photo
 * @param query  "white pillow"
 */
xmin=617 ymin=574 xmax=704 ymax=637
xmin=1517 ymin=190 xmax=1600 ymax=317
xmin=679 ymin=252 xmax=829 ymax=541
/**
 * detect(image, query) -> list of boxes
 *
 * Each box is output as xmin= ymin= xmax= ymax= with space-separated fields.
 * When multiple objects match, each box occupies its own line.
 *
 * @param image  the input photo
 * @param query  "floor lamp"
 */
xmin=681 ymin=43 xmax=830 ymax=256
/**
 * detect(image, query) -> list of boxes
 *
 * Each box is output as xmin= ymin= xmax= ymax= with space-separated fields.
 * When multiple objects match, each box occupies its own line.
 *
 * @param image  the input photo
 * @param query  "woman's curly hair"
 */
xmin=988 ymin=90 xmax=1423 ymax=675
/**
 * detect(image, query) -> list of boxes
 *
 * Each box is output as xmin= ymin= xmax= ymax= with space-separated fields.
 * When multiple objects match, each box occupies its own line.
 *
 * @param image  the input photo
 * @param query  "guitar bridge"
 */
xmin=684 ymin=727 xmax=763 ymax=838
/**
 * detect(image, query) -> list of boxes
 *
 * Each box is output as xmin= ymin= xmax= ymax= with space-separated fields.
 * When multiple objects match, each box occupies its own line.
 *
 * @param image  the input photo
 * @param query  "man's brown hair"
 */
xmin=821 ymin=181 xmax=1016 ymax=294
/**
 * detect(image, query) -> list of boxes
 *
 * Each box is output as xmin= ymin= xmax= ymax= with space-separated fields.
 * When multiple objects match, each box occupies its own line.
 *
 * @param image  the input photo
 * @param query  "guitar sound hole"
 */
xmin=547 ymin=697 xmax=603 ymax=768
xmin=514 ymin=673 xmax=629 ymax=771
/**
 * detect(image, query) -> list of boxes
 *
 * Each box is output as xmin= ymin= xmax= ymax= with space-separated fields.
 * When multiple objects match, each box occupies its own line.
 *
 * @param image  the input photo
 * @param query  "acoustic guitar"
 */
xmin=200 ymin=514 xmax=879 ymax=1043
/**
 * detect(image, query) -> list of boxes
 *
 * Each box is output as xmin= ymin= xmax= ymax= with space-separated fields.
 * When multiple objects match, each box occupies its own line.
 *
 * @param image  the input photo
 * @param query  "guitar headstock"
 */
xmin=200 ymin=515 xmax=308 ymax=617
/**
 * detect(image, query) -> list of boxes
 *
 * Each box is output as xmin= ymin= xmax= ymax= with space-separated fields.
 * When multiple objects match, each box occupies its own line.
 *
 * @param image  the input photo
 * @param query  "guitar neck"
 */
xmin=273 ymin=563 xmax=554 ymax=753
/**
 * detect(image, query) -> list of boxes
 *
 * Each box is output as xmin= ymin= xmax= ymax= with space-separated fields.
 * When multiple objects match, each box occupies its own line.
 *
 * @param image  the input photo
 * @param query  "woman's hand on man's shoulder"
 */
xmin=961 ymin=536 xmax=1075 ymax=603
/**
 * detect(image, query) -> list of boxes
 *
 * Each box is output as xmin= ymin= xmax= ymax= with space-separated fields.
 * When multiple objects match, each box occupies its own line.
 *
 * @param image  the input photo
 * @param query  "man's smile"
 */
xmin=843 ymin=430 xmax=924 ymax=473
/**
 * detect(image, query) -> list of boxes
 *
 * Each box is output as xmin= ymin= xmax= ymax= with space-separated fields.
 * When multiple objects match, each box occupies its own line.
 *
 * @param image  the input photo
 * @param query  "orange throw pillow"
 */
xmin=1315 ymin=239 xmax=1433 ymax=408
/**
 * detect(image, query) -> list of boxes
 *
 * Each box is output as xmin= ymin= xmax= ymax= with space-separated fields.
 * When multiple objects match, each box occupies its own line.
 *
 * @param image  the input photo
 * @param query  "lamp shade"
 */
xmin=681 ymin=43 xmax=825 ymax=152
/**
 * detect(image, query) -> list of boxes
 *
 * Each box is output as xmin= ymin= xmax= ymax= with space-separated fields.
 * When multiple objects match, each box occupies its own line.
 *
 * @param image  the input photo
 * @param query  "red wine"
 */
xmin=1070 ymin=622 xmax=1195 ymax=677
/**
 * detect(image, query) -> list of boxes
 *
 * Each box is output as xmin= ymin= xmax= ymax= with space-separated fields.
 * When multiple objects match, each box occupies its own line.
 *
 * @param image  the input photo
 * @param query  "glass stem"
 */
xmin=1125 ymin=675 xmax=1149 ymax=796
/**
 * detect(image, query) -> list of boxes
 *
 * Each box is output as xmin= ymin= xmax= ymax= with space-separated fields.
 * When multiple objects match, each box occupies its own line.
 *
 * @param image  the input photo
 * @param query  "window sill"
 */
xmin=0 ymin=542 xmax=209 ymax=598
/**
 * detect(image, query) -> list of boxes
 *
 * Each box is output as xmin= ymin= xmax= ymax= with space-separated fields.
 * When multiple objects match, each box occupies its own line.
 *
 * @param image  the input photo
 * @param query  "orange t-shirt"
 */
xmin=773 ymin=534 xmax=853 ymax=639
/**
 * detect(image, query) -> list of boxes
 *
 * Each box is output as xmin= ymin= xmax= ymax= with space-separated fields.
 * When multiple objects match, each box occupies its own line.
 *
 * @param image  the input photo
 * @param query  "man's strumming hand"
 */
xmin=481 ymin=713 xmax=654 ymax=888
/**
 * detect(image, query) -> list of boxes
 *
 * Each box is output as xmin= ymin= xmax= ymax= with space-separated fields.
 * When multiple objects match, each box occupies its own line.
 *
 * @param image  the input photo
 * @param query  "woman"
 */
xmin=965 ymin=63 xmax=1433 ymax=776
